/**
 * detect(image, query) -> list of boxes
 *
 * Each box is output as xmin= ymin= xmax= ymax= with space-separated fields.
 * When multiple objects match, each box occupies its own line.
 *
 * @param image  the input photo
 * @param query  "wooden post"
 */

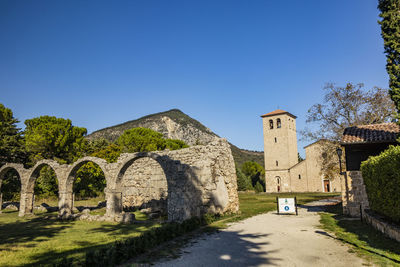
xmin=295 ymin=196 xmax=298 ymax=216
xmin=0 ymin=193 xmax=3 ymax=214
xmin=276 ymin=196 xmax=279 ymax=214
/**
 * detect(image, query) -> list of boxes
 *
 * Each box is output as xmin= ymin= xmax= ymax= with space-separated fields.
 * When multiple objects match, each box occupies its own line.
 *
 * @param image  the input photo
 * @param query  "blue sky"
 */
xmin=0 ymin=0 xmax=388 ymax=156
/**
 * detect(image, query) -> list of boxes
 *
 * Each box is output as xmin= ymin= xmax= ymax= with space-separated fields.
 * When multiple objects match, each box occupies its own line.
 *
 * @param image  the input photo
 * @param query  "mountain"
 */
xmin=87 ymin=109 xmax=264 ymax=168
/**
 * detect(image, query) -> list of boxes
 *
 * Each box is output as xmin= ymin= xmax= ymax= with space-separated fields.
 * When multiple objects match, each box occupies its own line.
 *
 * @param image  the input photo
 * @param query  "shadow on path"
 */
xmin=156 ymin=229 xmax=281 ymax=267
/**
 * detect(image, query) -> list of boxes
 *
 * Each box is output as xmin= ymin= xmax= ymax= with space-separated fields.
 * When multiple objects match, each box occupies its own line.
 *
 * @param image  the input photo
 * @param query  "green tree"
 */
xmin=254 ymin=181 xmax=264 ymax=193
xmin=378 ymin=0 xmax=400 ymax=117
xmin=34 ymin=167 xmax=58 ymax=198
xmin=25 ymin=116 xmax=87 ymax=164
xmin=0 ymin=104 xmax=26 ymax=201
xmin=241 ymin=161 xmax=265 ymax=191
xmin=24 ymin=116 xmax=86 ymax=198
xmin=165 ymin=139 xmax=189 ymax=150
xmin=74 ymin=144 xmax=122 ymax=198
xmin=0 ymin=103 xmax=25 ymax=165
xmin=117 ymin=127 xmax=188 ymax=152
xmin=117 ymin=128 xmax=166 ymax=152
xmin=236 ymin=167 xmax=253 ymax=191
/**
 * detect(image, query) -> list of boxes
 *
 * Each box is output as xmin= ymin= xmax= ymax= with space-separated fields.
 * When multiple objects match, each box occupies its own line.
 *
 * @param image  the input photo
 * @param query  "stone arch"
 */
xmin=116 ymin=153 xmax=168 ymax=216
xmin=59 ymin=157 xmax=109 ymax=218
xmin=0 ymin=163 xmax=25 ymax=211
xmin=21 ymin=160 xmax=61 ymax=215
xmin=111 ymin=152 xmax=169 ymax=217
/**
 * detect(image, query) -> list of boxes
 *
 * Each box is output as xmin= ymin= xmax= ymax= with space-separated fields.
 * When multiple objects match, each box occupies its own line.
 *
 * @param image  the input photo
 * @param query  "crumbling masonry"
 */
xmin=0 ymin=138 xmax=239 ymax=222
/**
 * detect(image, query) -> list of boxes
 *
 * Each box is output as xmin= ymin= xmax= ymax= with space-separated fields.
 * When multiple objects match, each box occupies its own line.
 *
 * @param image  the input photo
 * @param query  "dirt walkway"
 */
xmin=154 ymin=199 xmax=367 ymax=266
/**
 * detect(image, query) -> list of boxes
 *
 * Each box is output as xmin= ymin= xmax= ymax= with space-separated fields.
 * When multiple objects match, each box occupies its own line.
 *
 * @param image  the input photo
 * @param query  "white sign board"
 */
xmin=278 ymin=198 xmax=296 ymax=214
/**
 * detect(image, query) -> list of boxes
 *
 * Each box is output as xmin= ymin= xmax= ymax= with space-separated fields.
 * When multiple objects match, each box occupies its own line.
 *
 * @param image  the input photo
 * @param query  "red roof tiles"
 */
xmin=342 ymin=123 xmax=400 ymax=144
xmin=260 ymin=109 xmax=297 ymax=118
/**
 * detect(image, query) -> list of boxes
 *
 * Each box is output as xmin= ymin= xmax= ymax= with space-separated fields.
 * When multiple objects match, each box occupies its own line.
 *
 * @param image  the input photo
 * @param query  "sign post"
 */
xmin=277 ymin=197 xmax=297 ymax=215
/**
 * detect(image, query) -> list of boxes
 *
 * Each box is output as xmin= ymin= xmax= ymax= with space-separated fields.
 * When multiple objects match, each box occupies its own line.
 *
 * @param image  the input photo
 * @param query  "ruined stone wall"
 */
xmin=122 ymin=157 xmax=168 ymax=213
xmin=341 ymin=171 xmax=370 ymax=217
xmin=116 ymin=138 xmax=239 ymax=221
xmin=0 ymin=138 xmax=239 ymax=222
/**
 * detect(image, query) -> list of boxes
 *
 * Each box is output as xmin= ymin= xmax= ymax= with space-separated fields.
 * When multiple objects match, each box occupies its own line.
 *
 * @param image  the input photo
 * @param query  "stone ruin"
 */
xmin=0 ymin=138 xmax=239 ymax=222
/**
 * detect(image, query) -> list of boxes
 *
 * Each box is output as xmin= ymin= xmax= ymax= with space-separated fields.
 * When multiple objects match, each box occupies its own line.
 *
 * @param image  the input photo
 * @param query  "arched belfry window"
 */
xmin=277 ymin=118 xmax=281 ymax=128
xmin=269 ymin=119 xmax=273 ymax=129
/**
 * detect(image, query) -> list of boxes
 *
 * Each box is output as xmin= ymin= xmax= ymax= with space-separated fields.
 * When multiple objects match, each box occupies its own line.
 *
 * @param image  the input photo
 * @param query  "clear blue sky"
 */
xmin=0 ymin=0 xmax=388 ymax=156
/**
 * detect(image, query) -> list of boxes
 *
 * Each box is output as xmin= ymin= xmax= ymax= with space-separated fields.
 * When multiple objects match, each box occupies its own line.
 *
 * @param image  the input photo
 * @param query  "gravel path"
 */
xmin=154 ymin=199 xmax=367 ymax=267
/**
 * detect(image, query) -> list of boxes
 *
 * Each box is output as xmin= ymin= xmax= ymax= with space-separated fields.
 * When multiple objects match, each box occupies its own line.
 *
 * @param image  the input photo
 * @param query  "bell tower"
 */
xmin=261 ymin=109 xmax=298 ymax=171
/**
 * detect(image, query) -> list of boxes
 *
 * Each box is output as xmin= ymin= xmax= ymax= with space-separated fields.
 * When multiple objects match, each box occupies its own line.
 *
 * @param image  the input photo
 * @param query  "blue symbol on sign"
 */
xmin=284 ymin=206 xmax=289 ymax=211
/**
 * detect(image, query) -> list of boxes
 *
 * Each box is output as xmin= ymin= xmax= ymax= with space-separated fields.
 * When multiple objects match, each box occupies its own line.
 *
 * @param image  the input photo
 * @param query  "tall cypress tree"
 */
xmin=378 ymin=0 xmax=400 ymax=117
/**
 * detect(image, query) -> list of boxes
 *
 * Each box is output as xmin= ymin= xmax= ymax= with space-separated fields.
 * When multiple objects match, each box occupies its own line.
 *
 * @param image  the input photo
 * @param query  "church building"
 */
xmin=261 ymin=109 xmax=341 ymax=193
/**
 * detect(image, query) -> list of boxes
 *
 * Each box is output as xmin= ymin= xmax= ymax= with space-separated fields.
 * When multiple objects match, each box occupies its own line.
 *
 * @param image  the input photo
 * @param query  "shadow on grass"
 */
xmin=322 ymin=203 xmax=400 ymax=264
xmin=87 ymin=220 xmax=157 ymax=236
xmin=21 ymin=221 xmax=159 ymax=266
xmin=0 ymin=211 xmax=72 ymax=251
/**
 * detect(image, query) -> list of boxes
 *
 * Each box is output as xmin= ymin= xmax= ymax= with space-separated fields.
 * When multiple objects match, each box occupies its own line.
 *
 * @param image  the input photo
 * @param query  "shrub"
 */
xmin=60 ymin=214 xmax=219 ymax=266
xmin=361 ymin=145 xmax=400 ymax=223
xmin=254 ymin=181 xmax=264 ymax=193
xmin=236 ymin=168 xmax=253 ymax=191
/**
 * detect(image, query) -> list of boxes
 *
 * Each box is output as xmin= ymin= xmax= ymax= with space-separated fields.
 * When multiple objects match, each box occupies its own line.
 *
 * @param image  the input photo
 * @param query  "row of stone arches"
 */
xmin=0 ymin=154 xmax=169 ymax=220
xmin=0 ymin=139 xmax=240 ymax=222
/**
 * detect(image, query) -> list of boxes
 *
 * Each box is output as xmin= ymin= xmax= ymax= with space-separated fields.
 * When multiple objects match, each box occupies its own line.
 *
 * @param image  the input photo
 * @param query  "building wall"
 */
xmin=262 ymin=114 xmax=298 ymax=171
xmin=288 ymin=160 xmax=308 ymax=192
xmin=265 ymin=170 xmax=290 ymax=192
xmin=305 ymin=141 xmax=341 ymax=192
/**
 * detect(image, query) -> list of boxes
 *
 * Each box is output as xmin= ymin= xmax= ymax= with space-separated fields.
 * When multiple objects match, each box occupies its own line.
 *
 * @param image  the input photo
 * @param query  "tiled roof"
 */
xmin=260 ymin=109 xmax=297 ymax=118
xmin=342 ymin=123 xmax=400 ymax=144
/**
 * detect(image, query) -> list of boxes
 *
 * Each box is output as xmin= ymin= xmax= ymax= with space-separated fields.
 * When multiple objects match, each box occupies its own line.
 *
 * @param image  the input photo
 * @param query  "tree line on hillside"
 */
xmin=0 ymin=104 xmax=188 ymax=201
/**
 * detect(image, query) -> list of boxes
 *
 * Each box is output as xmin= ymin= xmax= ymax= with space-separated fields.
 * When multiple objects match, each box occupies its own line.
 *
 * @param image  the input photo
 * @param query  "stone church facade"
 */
xmin=261 ymin=110 xmax=341 ymax=193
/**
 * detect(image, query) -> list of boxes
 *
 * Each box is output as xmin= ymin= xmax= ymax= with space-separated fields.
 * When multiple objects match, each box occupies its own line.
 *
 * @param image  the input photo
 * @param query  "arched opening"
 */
xmin=64 ymin=160 xmax=107 ymax=217
xmin=269 ymin=119 xmax=274 ymax=129
xmin=117 ymin=156 xmax=168 ymax=220
xmin=26 ymin=164 xmax=59 ymax=215
xmin=276 ymin=176 xmax=281 ymax=192
xmin=0 ymin=167 xmax=21 ymax=213
xmin=277 ymin=118 xmax=281 ymax=128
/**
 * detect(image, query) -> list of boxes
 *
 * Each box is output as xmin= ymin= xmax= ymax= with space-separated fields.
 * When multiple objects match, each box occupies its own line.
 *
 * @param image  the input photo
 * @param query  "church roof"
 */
xmin=341 ymin=122 xmax=400 ymax=144
xmin=260 ymin=109 xmax=297 ymax=119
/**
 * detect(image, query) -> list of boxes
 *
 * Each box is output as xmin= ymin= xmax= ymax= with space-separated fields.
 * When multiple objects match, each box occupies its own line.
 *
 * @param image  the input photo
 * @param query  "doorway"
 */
xmin=276 ymin=177 xmax=281 ymax=192
xmin=323 ymin=180 xmax=330 ymax=192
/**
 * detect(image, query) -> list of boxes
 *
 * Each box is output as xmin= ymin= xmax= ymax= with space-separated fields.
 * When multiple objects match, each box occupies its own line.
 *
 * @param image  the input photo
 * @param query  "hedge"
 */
xmin=361 ymin=145 xmax=400 ymax=224
xmin=53 ymin=213 xmax=219 ymax=267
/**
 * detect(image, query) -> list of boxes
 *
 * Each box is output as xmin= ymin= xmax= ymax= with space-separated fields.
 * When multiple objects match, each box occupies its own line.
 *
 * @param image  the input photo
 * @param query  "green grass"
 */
xmin=0 ymin=192 xmax=338 ymax=266
xmin=208 ymin=192 xmax=340 ymax=228
xmin=320 ymin=203 xmax=400 ymax=266
xmin=0 ymin=209 xmax=158 ymax=266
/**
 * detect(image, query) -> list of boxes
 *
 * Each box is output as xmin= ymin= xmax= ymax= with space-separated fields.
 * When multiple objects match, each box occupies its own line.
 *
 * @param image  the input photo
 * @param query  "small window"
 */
xmin=276 ymin=161 xmax=278 ymax=166
xmin=274 ymin=137 xmax=277 ymax=143
xmin=298 ymin=174 xmax=301 ymax=179
xmin=277 ymin=118 xmax=281 ymax=128
xmin=269 ymin=119 xmax=273 ymax=129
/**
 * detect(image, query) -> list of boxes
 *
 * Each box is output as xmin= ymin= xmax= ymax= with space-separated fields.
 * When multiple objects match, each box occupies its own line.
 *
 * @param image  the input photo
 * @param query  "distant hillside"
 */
xmin=87 ymin=109 xmax=264 ymax=168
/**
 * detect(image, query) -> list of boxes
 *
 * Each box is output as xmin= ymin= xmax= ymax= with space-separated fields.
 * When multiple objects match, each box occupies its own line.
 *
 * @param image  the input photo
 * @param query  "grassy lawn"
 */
xmin=320 ymin=203 xmax=400 ymax=266
xmin=0 ymin=209 xmax=157 ymax=266
xmin=0 ymin=192 xmax=338 ymax=266
xmin=208 ymin=191 xmax=340 ymax=228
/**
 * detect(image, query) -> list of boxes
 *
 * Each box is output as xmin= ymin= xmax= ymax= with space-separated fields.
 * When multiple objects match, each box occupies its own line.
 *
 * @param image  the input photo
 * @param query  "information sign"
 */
xmin=277 ymin=197 xmax=297 ymax=215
